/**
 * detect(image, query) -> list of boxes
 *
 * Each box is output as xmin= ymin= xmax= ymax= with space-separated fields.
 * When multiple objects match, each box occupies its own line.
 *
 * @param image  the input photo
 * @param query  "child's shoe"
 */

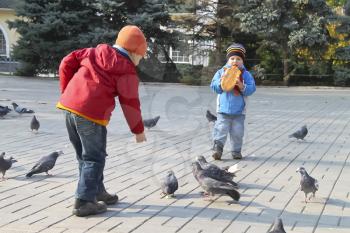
xmin=232 ymin=151 xmax=242 ymax=160
xmin=212 ymin=140 xmax=223 ymax=160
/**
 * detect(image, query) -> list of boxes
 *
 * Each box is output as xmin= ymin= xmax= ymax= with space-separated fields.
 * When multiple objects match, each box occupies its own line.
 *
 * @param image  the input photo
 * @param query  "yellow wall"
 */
xmin=0 ymin=9 xmax=20 ymax=58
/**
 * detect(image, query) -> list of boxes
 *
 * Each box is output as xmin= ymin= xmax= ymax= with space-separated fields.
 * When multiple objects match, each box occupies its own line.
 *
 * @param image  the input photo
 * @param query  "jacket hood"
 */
xmin=94 ymin=44 xmax=134 ymax=74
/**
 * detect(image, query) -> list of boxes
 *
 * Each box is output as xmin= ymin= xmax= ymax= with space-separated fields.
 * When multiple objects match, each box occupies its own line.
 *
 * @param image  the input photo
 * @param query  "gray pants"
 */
xmin=213 ymin=113 xmax=245 ymax=153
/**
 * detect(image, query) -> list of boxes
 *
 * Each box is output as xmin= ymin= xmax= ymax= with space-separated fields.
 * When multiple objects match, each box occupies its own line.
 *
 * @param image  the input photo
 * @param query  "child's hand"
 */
xmin=135 ymin=132 xmax=146 ymax=143
xmin=223 ymin=67 xmax=230 ymax=76
xmin=236 ymin=79 xmax=244 ymax=91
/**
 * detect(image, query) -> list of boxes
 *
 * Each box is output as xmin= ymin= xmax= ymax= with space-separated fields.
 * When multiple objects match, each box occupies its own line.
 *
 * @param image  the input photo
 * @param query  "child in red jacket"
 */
xmin=57 ymin=25 xmax=147 ymax=217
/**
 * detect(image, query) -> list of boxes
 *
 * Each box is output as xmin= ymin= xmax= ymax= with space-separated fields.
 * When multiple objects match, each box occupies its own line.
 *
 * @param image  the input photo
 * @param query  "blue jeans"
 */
xmin=65 ymin=111 xmax=107 ymax=202
xmin=213 ymin=113 xmax=245 ymax=153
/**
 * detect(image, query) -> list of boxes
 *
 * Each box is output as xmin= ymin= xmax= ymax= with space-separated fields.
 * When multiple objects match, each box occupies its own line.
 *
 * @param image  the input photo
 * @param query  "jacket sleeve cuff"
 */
xmin=131 ymin=121 xmax=144 ymax=134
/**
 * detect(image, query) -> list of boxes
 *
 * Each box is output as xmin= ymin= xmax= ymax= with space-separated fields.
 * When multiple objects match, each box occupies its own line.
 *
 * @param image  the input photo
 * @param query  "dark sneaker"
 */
xmin=232 ymin=152 xmax=242 ymax=160
xmin=212 ymin=140 xmax=223 ymax=160
xmin=96 ymin=192 xmax=119 ymax=205
xmin=72 ymin=199 xmax=107 ymax=217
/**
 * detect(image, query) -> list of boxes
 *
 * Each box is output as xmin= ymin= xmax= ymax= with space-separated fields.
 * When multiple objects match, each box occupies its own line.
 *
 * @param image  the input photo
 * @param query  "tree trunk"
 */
xmin=282 ymin=50 xmax=290 ymax=85
xmin=215 ymin=23 xmax=222 ymax=67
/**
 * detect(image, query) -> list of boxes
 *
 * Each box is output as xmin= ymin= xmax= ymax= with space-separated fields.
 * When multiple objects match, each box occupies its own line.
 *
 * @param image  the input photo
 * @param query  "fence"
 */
xmin=0 ymin=56 xmax=21 ymax=75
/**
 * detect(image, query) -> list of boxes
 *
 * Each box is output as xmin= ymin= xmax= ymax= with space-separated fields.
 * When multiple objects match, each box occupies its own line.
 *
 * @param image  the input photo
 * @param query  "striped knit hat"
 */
xmin=226 ymin=43 xmax=246 ymax=60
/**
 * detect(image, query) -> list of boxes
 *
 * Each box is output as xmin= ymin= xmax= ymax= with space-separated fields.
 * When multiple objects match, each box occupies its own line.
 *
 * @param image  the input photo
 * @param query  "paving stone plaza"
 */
xmin=0 ymin=76 xmax=350 ymax=233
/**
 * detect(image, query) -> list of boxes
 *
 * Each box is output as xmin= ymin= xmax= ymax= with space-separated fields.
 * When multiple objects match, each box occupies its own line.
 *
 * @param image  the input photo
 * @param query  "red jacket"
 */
xmin=57 ymin=44 xmax=144 ymax=134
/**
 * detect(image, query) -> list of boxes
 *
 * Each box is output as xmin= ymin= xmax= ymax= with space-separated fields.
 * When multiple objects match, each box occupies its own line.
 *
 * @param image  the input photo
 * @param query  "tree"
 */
xmin=236 ymin=0 xmax=333 ymax=83
xmin=8 ymin=0 xmax=102 ymax=76
xmin=326 ymin=0 xmax=347 ymax=7
xmin=333 ymin=0 xmax=350 ymax=85
xmin=174 ymin=0 xmax=243 ymax=66
xmin=8 ymin=0 xmax=180 ymax=79
xmin=82 ymin=0 xmax=127 ymax=44
xmin=125 ymin=0 xmax=183 ymax=82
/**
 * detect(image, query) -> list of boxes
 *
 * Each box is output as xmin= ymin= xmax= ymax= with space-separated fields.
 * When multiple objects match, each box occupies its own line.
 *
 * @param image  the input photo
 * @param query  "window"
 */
xmin=158 ymin=46 xmax=191 ymax=64
xmin=0 ymin=30 xmax=6 ymax=57
xmin=171 ymin=49 xmax=190 ymax=63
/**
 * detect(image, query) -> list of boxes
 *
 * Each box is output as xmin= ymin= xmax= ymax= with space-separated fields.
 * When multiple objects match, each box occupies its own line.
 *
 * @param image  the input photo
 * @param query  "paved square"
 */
xmin=0 ymin=76 xmax=349 ymax=233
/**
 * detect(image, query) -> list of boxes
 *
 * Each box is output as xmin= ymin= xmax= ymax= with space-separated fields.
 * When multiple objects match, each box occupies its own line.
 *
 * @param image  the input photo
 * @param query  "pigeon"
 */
xmin=26 ymin=150 xmax=63 ymax=177
xmin=296 ymin=167 xmax=319 ymax=203
xmin=269 ymin=217 xmax=286 ymax=233
xmin=30 ymin=115 xmax=40 ymax=132
xmin=195 ymin=156 xmax=238 ymax=187
xmin=143 ymin=116 xmax=160 ymax=129
xmin=0 ymin=105 xmax=11 ymax=117
xmin=160 ymin=170 xmax=178 ymax=198
xmin=206 ymin=110 xmax=217 ymax=122
xmin=12 ymin=102 xmax=34 ymax=114
xmin=0 ymin=152 xmax=17 ymax=180
xmin=0 ymin=105 xmax=11 ymax=111
xmin=192 ymin=162 xmax=240 ymax=201
xmin=289 ymin=125 xmax=308 ymax=140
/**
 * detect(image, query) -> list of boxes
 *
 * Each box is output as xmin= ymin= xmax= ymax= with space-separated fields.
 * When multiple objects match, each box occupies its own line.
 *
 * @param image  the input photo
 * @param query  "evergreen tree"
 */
xmin=83 ymin=0 xmax=127 ymax=44
xmin=236 ymin=0 xmax=334 ymax=83
xmin=8 ymin=0 xmax=98 ymax=76
xmin=334 ymin=0 xmax=350 ymax=85
xmin=125 ymin=0 xmax=182 ymax=82
xmin=8 ymin=0 xmax=179 ymax=80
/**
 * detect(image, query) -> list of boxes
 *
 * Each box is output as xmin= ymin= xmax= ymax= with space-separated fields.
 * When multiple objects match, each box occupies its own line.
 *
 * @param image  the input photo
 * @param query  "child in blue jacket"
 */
xmin=210 ymin=43 xmax=256 ymax=160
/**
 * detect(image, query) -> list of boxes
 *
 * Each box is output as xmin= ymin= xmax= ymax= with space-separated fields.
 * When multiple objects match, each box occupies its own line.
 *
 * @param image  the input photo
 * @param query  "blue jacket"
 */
xmin=210 ymin=64 xmax=256 ymax=115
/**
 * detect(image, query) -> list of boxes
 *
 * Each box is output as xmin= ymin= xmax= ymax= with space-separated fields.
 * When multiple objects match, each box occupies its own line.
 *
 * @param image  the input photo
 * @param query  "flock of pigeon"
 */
xmin=188 ymin=110 xmax=315 ymax=232
xmin=159 ymin=153 xmax=293 ymax=232
xmin=1 ymin=101 xmax=318 ymax=231
xmin=0 ymin=102 xmax=65 ymax=181
xmin=0 ymin=103 xmax=161 ymax=182
xmin=1 ymin=102 xmax=39 ymax=132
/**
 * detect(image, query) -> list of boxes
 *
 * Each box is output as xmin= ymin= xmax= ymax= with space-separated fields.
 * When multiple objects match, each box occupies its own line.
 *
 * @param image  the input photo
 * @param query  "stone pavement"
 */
xmin=0 ymin=75 xmax=350 ymax=233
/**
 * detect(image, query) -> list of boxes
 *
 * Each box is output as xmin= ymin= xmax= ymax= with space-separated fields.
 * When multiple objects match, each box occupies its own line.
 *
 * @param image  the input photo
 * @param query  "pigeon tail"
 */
xmin=154 ymin=116 xmax=160 ymax=123
xmin=206 ymin=110 xmax=217 ymax=122
xmin=226 ymin=189 xmax=240 ymax=201
xmin=26 ymin=171 xmax=34 ymax=178
xmin=228 ymin=180 xmax=238 ymax=187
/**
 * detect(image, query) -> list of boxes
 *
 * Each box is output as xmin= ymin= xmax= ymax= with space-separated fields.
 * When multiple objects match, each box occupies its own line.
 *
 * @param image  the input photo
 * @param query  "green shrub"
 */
xmin=177 ymin=64 xmax=205 ymax=85
xmin=334 ymin=68 xmax=350 ymax=86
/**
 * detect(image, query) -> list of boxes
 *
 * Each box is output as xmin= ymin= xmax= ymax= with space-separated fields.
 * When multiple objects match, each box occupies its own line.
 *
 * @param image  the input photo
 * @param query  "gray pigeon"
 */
xmin=0 ymin=105 xmax=12 ymax=111
xmin=206 ymin=110 xmax=217 ymax=122
xmin=269 ymin=217 xmax=286 ymax=233
xmin=26 ymin=150 xmax=63 ymax=177
xmin=0 ymin=152 xmax=17 ymax=180
xmin=160 ymin=170 xmax=178 ymax=198
xmin=12 ymin=102 xmax=34 ymax=114
xmin=192 ymin=162 xmax=240 ymax=201
xmin=143 ymin=116 xmax=160 ymax=129
xmin=195 ymin=156 xmax=238 ymax=187
xmin=30 ymin=115 xmax=40 ymax=132
xmin=0 ymin=106 xmax=11 ymax=117
xmin=296 ymin=167 xmax=319 ymax=203
xmin=289 ymin=125 xmax=308 ymax=140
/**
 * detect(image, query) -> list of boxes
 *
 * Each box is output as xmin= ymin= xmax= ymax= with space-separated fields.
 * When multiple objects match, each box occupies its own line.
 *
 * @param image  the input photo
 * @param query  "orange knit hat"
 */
xmin=116 ymin=25 xmax=147 ymax=56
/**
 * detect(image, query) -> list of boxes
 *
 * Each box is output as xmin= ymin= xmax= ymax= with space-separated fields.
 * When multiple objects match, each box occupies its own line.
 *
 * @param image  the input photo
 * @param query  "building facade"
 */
xmin=0 ymin=0 xmax=20 ymax=59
